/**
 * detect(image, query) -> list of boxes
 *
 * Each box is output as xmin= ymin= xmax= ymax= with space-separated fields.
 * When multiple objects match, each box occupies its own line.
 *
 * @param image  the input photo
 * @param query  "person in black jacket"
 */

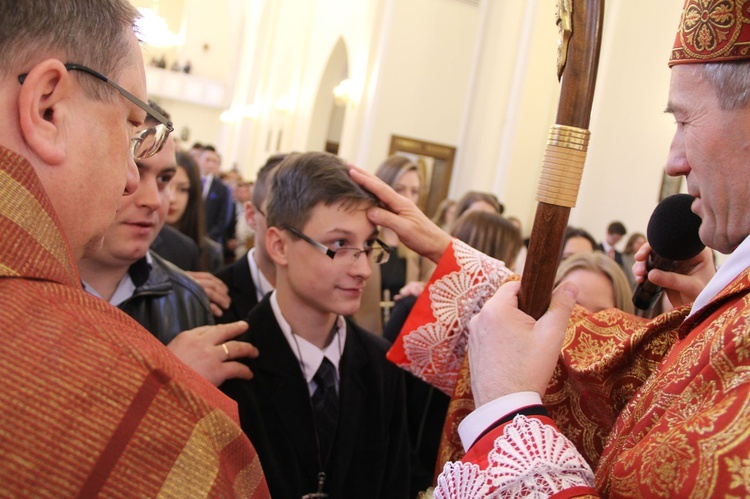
xmin=214 ymin=153 xmax=287 ymax=323
xmin=221 ymin=152 xmax=410 ymax=498
xmin=198 ymin=145 xmax=232 ymax=244
xmin=78 ymin=104 xmax=257 ymax=387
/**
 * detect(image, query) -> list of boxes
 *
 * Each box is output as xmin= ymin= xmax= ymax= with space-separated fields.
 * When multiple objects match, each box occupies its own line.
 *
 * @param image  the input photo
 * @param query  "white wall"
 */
xmin=357 ymin=0 xmax=479 ymax=170
xmin=451 ymin=0 xmax=684 ymax=242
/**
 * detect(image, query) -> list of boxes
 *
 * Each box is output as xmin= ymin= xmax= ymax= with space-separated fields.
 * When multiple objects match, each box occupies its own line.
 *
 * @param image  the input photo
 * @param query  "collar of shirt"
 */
xmin=270 ymin=291 xmax=346 ymax=395
xmin=689 ymin=235 xmax=750 ymax=317
xmin=202 ymin=173 xmax=214 ymax=198
xmin=247 ymin=247 xmax=273 ymax=302
xmin=81 ymin=252 xmax=153 ymax=307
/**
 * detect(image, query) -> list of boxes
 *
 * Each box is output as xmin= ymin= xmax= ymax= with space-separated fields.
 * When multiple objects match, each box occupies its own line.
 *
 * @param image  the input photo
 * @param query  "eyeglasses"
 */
xmin=18 ymin=63 xmax=174 ymax=160
xmin=287 ymin=227 xmax=392 ymax=265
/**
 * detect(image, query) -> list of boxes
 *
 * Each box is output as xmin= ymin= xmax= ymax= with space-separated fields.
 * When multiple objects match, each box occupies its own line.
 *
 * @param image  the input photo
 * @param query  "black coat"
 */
xmin=204 ymin=177 xmax=232 ymax=244
xmin=213 ymin=255 xmax=260 ymax=324
xmin=220 ymin=297 xmax=411 ymax=499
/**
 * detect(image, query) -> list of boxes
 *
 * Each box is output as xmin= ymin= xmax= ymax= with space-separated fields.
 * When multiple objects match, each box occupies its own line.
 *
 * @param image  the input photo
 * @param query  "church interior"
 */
xmin=133 ymin=0 xmax=685 ymax=248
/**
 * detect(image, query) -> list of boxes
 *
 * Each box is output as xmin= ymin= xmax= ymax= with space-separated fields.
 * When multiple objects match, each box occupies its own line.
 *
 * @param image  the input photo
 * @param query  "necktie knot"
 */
xmin=313 ymin=358 xmax=337 ymax=392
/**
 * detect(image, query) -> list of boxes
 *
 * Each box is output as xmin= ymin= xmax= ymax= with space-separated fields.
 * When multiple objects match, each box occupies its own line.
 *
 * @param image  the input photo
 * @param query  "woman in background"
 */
xmin=431 ymin=198 xmax=457 ymax=233
xmin=450 ymin=211 xmax=523 ymax=272
xmin=453 ymin=190 xmax=504 ymax=219
xmin=166 ymin=151 xmax=224 ymax=272
xmin=354 ymin=155 xmax=433 ymax=334
xmin=555 ymin=251 xmax=635 ymax=314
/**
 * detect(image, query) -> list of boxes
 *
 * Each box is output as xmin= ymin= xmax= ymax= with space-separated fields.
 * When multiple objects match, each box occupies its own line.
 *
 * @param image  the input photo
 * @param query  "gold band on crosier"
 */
xmin=535 ymin=124 xmax=590 ymax=208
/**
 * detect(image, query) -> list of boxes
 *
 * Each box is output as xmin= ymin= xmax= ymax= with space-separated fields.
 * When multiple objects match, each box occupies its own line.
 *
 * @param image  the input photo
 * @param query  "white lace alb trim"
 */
xmin=434 ymin=415 xmax=595 ymax=498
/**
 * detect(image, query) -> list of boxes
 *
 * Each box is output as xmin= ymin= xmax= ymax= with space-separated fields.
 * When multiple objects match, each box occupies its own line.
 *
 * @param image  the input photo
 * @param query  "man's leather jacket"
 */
xmin=119 ymin=251 xmax=214 ymax=345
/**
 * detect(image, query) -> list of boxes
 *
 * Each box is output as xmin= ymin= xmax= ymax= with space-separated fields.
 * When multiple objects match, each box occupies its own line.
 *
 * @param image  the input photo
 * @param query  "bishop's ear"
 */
xmin=265 ymin=226 xmax=290 ymax=267
xmin=17 ymin=59 xmax=74 ymax=165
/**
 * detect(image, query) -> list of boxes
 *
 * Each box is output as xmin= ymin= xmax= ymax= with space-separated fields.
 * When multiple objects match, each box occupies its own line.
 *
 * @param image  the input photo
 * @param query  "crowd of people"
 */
xmin=4 ymin=0 xmax=750 ymax=497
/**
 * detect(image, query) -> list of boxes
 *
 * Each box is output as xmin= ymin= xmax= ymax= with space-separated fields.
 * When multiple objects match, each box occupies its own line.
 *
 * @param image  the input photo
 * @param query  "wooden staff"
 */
xmin=518 ymin=0 xmax=605 ymax=319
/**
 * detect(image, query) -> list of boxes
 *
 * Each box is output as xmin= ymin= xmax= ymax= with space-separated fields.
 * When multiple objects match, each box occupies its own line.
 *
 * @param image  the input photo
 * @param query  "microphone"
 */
xmin=632 ymin=193 xmax=705 ymax=310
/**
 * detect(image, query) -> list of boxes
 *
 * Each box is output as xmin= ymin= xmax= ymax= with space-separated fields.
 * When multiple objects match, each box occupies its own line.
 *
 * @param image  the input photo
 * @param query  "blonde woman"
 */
xmin=555 ymin=251 xmax=635 ymax=314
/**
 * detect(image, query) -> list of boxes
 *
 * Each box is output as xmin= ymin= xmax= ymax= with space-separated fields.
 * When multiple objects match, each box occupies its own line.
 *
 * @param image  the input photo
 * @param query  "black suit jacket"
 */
xmin=221 ymin=297 xmax=410 ymax=499
xmin=204 ymin=176 xmax=232 ymax=243
xmin=213 ymin=255 xmax=259 ymax=324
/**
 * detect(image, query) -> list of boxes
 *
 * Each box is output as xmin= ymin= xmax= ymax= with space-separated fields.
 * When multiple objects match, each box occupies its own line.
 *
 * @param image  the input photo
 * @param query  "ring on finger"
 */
xmin=221 ymin=343 xmax=230 ymax=360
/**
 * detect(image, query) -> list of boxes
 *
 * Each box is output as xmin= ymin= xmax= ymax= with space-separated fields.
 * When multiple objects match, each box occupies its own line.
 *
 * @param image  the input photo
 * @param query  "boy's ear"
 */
xmin=265 ymin=226 xmax=289 ymax=267
xmin=17 ymin=59 xmax=73 ymax=166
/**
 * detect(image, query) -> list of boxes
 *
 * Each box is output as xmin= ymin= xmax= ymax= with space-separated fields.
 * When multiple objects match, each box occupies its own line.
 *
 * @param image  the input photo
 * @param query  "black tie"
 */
xmin=311 ymin=357 xmax=339 ymax=460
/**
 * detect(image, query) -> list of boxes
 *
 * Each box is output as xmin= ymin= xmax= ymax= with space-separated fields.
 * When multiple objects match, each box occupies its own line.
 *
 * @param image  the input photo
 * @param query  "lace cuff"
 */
xmin=387 ymin=239 xmax=514 ymax=394
xmin=435 ymin=415 xmax=595 ymax=498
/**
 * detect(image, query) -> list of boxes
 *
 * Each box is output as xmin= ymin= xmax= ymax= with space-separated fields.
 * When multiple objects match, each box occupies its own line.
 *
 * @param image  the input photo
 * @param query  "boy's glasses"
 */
xmin=18 ymin=62 xmax=174 ymax=160
xmin=287 ymin=227 xmax=392 ymax=265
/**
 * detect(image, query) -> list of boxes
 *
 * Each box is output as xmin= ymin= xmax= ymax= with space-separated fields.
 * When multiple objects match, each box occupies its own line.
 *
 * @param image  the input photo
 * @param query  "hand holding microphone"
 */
xmin=633 ymin=194 xmax=705 ymax=310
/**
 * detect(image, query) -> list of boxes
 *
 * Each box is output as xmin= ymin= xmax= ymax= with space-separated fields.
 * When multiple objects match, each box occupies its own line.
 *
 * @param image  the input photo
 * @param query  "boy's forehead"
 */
xmin=302 ymin=200 xmax=377 ymax=233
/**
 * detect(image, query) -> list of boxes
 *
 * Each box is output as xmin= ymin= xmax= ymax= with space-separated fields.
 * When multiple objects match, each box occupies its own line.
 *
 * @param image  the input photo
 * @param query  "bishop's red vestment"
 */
xmin=389 ymin=239 xmax=750 ymax=497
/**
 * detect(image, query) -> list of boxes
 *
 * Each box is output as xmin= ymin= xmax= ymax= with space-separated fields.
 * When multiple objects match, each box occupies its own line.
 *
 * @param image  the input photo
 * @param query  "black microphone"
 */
xmin=632 ymin=193 xmax=705 ymax=310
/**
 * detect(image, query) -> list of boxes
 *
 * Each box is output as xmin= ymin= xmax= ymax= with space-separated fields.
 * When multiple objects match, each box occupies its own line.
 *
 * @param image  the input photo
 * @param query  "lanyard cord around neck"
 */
xmin=290 ymin=323 xmax=343 ymax=497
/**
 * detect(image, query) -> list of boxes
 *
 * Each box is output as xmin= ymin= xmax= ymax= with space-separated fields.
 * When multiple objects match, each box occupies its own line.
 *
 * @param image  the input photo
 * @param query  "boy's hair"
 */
xmin=265 ymin=152 xmax=377 ymax=231
xmin=252 ymin=153 xmax=291 ymax=209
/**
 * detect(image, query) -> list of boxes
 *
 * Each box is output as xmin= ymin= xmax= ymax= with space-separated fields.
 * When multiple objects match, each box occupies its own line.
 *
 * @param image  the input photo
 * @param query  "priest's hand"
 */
xmin=167 ymin=321 xmax=259 ymax=386
xmin=468 ymin=280 xmax=577 ymax=408
xmin=632 ymin=242 xmax=715 ymax=308
xmin=347 ymin=165 xmax=451 ymax=264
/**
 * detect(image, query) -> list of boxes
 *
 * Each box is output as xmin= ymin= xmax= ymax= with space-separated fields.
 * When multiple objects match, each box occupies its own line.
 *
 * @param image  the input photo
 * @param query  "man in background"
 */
xmin=598 ymin=220 xmax=627 ymax=267
xmin=199 ymin=144 xmax=233 ymax=244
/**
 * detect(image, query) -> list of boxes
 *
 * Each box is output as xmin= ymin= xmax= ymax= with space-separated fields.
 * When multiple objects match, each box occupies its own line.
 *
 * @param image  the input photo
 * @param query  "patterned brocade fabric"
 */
xmin=427 ymin=251 xmax=687 ymax=477
xmin=0 ymin=147 xmax=269 ymax=497
xmin=670 ymin=0 xmax=750 ymax=66
xmin=397 ymin=240 xmax=750 ymax=497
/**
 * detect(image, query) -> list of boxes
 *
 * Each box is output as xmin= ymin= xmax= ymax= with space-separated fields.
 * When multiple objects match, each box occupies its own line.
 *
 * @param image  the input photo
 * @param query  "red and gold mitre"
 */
xmin=670 ymin=0 xmax=750 ymax=66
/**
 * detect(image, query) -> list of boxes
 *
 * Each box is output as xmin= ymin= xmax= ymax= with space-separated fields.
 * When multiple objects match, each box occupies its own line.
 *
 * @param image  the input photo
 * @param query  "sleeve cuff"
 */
xmin=457 ymin=391 xmax=543 ymax=451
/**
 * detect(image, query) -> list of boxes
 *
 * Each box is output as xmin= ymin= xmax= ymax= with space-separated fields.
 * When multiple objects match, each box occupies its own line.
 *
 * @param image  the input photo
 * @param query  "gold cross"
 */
xmin=379 ymin=289 xmax=396 ymax=326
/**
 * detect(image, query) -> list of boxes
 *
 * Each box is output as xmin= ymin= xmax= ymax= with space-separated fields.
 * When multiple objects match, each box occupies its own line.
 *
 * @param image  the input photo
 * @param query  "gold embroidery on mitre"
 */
xmin=671 ymin=0 xmax=750 ymax=65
